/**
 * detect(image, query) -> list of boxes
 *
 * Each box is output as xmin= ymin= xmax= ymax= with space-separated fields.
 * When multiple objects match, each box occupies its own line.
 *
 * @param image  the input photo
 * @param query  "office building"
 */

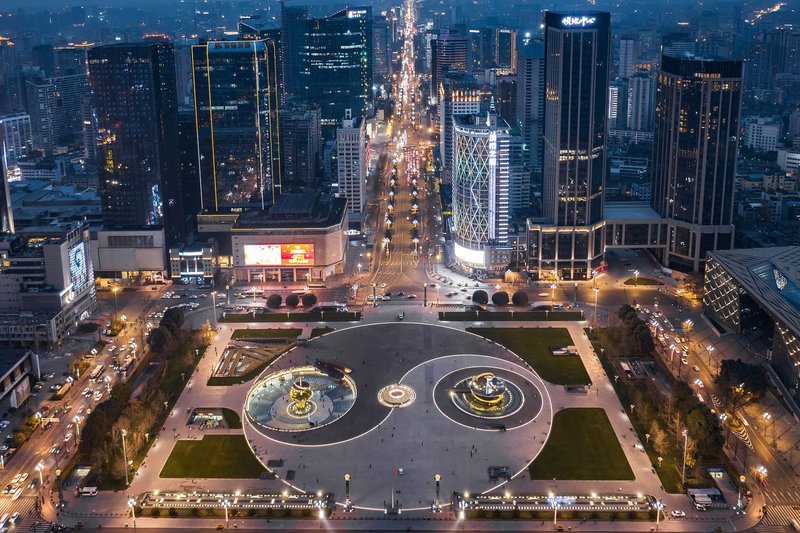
xmin=451 ymin=108 xmax=511 ymax=273
xmin=532 ymin=11 xmax=610 ymax=280
xmin=742 ymin=117 xmax=783 ymax=152
xmin=0 ymin=113 xmax=32 ymax=164
xmin=302 ymin=8 xmax=372 ymax=138
xmin=54 ymin=44 xmax=91 ymax=76
xmin=192 ymin=28 xmax=282 ymax=212
xmin=651 ymin=55 xmax=742 ymax=272
xmin=373 ymin=14 xmax=392 ymax=83
xmin=0 ymin=224 xmax=95 ymax=347
xmin=279 ymin=103 xmax=321 ymax=189
xmin=495 ymin=75 xmax=516 ymax=124
xmin=627 ymin=72 xmax=655 ymax=132
xmin=336 ymin=110 xmax=367 ymax=216
xmin=515 ymin=34 xmax=545 ymax=186
xmin=438 ymin=72 xmax=481 ymax=184
xmin=280 ymin=4 xmax=310 ymax=99
xmin=0 ymin=154 xmax=12 ymax=234
xmin=177 ymin=108 xmax=200 ymax=227
xmin=25 ymin=74 xmax=88 ymax=154
xmin=430 ymin=27 xmax=471 ymax=104
xmin=618 ymin=35 xmax=638 ymax=78
xmin=608 ymin=79 xmax=628 ymax=130
xmin=495 ymin=29 xmax=517 ymax=70
xmin=88 ymin=42 xmax=184 ymax=245
xmin=0 ymin=38 xmax=20 ymax=115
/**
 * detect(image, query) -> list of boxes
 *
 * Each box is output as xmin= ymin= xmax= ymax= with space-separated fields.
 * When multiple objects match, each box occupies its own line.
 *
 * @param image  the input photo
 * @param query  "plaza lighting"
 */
xmin=128 ymin=497 xmax=137 ymax=527
xmin=222 ymin=499 xmax=230 ymax=526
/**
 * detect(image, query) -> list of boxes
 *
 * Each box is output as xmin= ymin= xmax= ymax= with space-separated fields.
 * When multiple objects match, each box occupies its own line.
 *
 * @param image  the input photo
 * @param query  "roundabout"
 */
xmin=241 ymin=322 xmax=553 ymax=511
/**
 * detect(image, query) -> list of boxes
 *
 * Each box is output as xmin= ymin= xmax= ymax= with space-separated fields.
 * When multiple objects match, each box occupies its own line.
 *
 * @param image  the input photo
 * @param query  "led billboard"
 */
xmin=244 ymin=244 xmax=315 ymax=266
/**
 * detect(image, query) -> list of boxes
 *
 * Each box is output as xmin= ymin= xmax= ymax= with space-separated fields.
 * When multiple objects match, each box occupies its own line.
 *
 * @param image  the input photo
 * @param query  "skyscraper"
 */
xmin=618 ymin=35 xmax=639 ymax=78
xmin=373 ymin=14 xmax=392 ymax=84
xmin=25 ymin=74 xmax=88 ymax=154
xmin=651 ymin=55 xmax=742 ymax=272
xmin=302 ymin=8 xmax=373 ymax=138
xmin=438 ymin=72 xmax=481 ymax=184
xmin=88 ymin=42 xmax=183 ymax=244
xmin=0 ymin=146 xmax=13 ymax=234
xmin=336 ymin=110 xmax=366 ymax=216
xmin=515 ymin=34 xmax=544 ymax=189
xmin=0 ymin=112 xmax=32 ymax=164
xmin=607 ymin=79 xmax=628 ymax=130
xmin=280 ymin=4 xmax=309 ymax=99
xmin=495 ymin=29 xmax=517 ymax=70
xmin=536 ymin=11 xmax=610 ymax=280
xmin=192 ymin=28 xmax=282 ymax=212
xmin=627 ymin=72 xmax=655 ymax=131
xmin=279 ymin=103 xmax=321 ymax=189
xmin=430 ymin=27 xmax=471 ymax=104
xmin=452 ymin=108 xmax=511 ymax=272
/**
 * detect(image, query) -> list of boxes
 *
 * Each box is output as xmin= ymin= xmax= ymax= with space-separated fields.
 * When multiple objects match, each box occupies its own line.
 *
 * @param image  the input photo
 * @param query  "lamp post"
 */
xmin=593 ymin=287 xmax=599 ymax=326
xmin=357 ymin=263 xmax=362 ymax=277
xmin=681 ymin=429 xmax=688 ymax=486
xmin=634 ymin=270 xmax=639 ymax=286
xmin=222 ymin=498 xmax=230 ymax=527
xmin=550 ymin=283 xmax=556 ymax=307
xmin=128 ymin=497 xmax=137 ymax=528
xmin=35 ymin=462 xmax=44 ymax=487
xmin=433 ymin=474 xmax=441 ymax=512
xmin=549 ymin=493 xmax=559 ymax=526
xmin=112 ymin=286 xmax=120 ymax=324
xmin=344 ymin=474 xmax=353 ymax=512
xmin=737 ymin=475 xmax=746 ymax=509
xmin=210 ymin=291 xmax=218 ymax=329
xmin=654 ymin=500 xmax=663 ymax=530
xmin=74 ymin=416 xmax=81 ymax=439
xmin=372 ymin=283 xmax=377 ymax=307
xmin=121 ymin=428 xmax=129 ymax=486
xmin=706 ymin=345 xmax=715 ymax=366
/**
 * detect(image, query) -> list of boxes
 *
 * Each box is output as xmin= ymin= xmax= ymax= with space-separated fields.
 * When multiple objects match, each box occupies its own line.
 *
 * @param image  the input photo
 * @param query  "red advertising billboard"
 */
xmin=244 ymin=244 xmax=315 ymax=266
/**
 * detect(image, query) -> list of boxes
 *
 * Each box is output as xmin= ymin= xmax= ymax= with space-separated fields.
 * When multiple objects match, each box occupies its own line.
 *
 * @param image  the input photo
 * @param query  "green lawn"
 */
xmin=231 ymin=328 xmax=302 ymax=340
xmin=440 ymin=311 xmax=584 ymax=322
xmin=624 ymin=277 xmax=663 ymax=286
xmin=467 ymin=327 xmax=590 ymax=385
xmin=310 ymin=327 xmax=334 ymax=338
xmin=530 ymin=408 xmax=634 ymax=480
xmin=160 ymin=435 xmax=264 ymax=479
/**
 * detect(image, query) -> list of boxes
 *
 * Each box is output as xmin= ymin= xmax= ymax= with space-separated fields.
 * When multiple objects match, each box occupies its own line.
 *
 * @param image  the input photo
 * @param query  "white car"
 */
xmin=18 ymin=473 xmax=27 ymax=483
xmin=671 ymin=510 xmax=686 ymax=518
xmin=694 ymin=379 xmax=704 ymax=388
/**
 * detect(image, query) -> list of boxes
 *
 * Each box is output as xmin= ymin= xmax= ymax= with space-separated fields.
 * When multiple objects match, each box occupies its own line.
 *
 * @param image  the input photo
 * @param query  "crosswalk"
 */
xmin=756 ymin=504 xmax=800 ymax=532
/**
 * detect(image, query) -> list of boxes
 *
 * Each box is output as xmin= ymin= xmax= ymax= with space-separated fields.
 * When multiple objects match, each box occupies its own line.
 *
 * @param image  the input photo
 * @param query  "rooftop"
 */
xmin=604 ymin=202 xmax=663 ymax=222
xmin=708 ymin=247 xmax=800 ymax=336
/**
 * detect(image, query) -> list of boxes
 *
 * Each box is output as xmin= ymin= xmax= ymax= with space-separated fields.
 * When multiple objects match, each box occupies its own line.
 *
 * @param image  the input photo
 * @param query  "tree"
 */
xmin=684 ymin=435 xmax=699 ymax=470
xmin=201 ymin=320 xmax=213 ymax=341
xmin=472 ymin=290 xmax=489 ymax=305
xmin=686 ymin=406 xmax=723 ymax=458
xmin=285 ymin=294 xmax=300 ymax=308
xmin=716 ymin=359 xmax=769 ymax=408
xmin=511 ymin=290 xmax=529 ymax=307
xmin=649 ymin=421 xmax=668 ymax=455
xmin=301 ymin=293 xmax=317 ymax=307
xmin=491 ymin=291 xmax=509 ymax=306
xmin=162 ymin=307 xmax=185 ymax=329
xmin=148 ymin=326 xmax=173 ymax=353
xmin=266 ymin=294 xmax=282 ymax=309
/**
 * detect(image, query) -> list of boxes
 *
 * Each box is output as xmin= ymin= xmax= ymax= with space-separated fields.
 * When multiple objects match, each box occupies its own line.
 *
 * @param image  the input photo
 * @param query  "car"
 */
xmin=381 ymin=296 xmax=390 ymax=301
xmin=694 ymin=379 xmax=704 ymax=388
xmin=10 ymin=474 xmax=20 ymax=484
xmin=0 ymin=421 xmax=9 ymax=430
xmin=9 ymin=511 xmax=19 ymax=523
xmin=397 ymin=312 xmax=405 ymax=321
xmin=681 ymin=357 xmax=688 ymax=365
xmin=42 ymin=372 xmax=55 ymax=380
xmin=49 ymin=384 xmax=62 ymax=392
xmin=397 ymin=292 xmax=405 ymax=296
xmin=406 ymin=294 xmax=417 ymax=299
xmin=692 ymin=365 xmax=700 ymax=372
xmin=384 ymin=292 xmax=392 ymax=297
xmin=18 ymin=473 xmax=27 ymax=483
xmin=11 ymin=487 xmax=22 ymax=500
xmin=0 ymin=446 xmax=7 ymax=453
xmin=27 ymin=479 xmax=37 ymax=490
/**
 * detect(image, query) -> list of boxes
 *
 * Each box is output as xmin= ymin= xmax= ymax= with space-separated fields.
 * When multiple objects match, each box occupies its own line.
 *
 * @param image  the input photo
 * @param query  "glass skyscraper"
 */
xmin=651 ymin=55 xmax=742 ymax=272
xmin=88 ymin=41 xmax=183 ymax=244
xmin=191 ymin=24 xmax=282 ymax=212
xmin=301 ymin=8 xmax=373 ymax=138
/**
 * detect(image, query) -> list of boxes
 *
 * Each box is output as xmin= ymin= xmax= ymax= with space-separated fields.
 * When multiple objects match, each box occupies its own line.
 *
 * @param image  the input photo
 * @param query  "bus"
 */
xmin=307 ymin=283 xmax=327 ymax=289
xmin=89 ymin=365 xmax=105 ymax=381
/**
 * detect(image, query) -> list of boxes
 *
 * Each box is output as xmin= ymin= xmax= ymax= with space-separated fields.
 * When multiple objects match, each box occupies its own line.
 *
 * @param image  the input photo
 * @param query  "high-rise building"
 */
xmin=302 ymin=8 xmax=372 ymax=138
xmin=626 ymin=72 xmax=655 ymax=131
xmin=438 ymin=72 xmax=481 ymax=184
xmin=0 ymin=37 xmax=20 ymax=115
xmin=618 ymin=35 xmax=639 ymax=78
xmin=177 ymin=108 xmax=200 ymax=229
xmin=80 ymin=95 xmax=96 ymax=167
xmin=191 ymin=28 xmax=282 ymax=212
xmin=373 ymin=14 xmax=392 ymax=84
xmin=515 ymin=34 xmax=545 ymax=187
xmin=88 ymin=42 xmax=184 ymax=244
xmin=280 ymin=4 xmax=309 ymax=99
xmin=452 ymin=108 xmax=511 ymax=272
xmin=55 ymin=45 xmax=91 ymax=76
xmin=279 ymin=103 xmax=321 ymax=189
xmin=0 ymin=150 xmax=13 ymax=233
xmin=0 ymin=113 xmax=32 ymax=164
xmin=651 ymin=55 xmax=742 ymax=272
xmin=662 ymin=32 xmax=695 ymax=57
xmin=495 ymin=29 xmax=517 ymax=70
xmin=607 ymin=79 xmax=628 ymax=130
xmin=32 ymin=45 xmax=56 ymax=77
xmin=536 ymin=11 xmax=610 ymax=280
xmin=336 ymin=110 xmax=366 ymax=216
xmin=25 ymin=74 xmax=88 ymax=154
xmin=495 ymin=75 xmax=516 ymax=124
xmin=430 ymin=26 xmax=471 ymax=104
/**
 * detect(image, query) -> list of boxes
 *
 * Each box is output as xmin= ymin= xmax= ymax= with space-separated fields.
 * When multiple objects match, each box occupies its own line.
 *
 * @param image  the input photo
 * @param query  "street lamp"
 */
xmin=634 ymin=270 xmax=639 ymax=286
xmin=550 ymin=283 xmax=556 ymax=307
xmin=681 ymin=429 xmax=688 ymax=485
xmin=121 ymin=428 xmax=129 ymax=486
xmin=73 ymin=416 xmax=81 ymax=439
xmin=357 ymin=263 xmax=362 ymax=276
xmin=112 ymin=286 xmax=120 ymax=324
xmin=344 ymin=474 xmax=353 ymax=512
xmin=128 ymin=497 xmax=137 ymax=527
xmin=35 ymin=462 xmax=44 ymax=486
xmin=548 ymin=493 xmax=559 ymax=526
xmin=222 ymin=498 xmax=230 ymax=526
xmin=593 ymin=287 xmax=599 ymax=326
xmin=706 ymin=345 xmax=715 ymax=366
xmin=210 ymin=291 xmax=218 ymax=329
xmin=654 ymin=499 xmax=664 ymax=530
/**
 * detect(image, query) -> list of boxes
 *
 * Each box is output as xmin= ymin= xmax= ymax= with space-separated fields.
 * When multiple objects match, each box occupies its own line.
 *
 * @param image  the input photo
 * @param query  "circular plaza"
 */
xmin=241 ymin=323 xmax=553 ymax=511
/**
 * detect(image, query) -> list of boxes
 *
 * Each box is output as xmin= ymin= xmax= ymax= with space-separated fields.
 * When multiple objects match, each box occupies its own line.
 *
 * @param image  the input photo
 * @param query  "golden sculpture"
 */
xmin=467 ymin=372 xmax=507 ymax=412
xmin=289 ymin=377 xmax=313 ymax=415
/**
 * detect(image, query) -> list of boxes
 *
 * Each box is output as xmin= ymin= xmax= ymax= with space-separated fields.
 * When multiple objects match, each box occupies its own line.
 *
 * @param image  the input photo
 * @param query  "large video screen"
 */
xmin=244 ymin=244 xmax=315 ymax=266
xmin=68 ymin=241 xmax=88 ymax=289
